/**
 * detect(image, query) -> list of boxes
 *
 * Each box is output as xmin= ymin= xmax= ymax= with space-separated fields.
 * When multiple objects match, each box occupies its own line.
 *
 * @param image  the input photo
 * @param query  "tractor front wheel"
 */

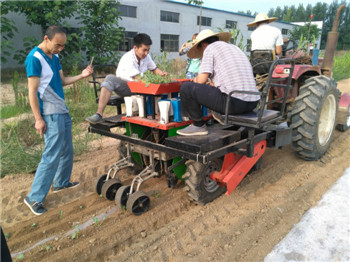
xmin=291 ymin=75 xmax=338 ymax=160
xmin=182 ymin=159 xmax=225 ymax=205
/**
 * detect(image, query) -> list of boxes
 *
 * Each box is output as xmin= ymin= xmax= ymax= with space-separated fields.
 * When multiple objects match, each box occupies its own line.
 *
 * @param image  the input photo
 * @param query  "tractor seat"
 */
xmin=224 ymin=109 xmax=281 ymax=128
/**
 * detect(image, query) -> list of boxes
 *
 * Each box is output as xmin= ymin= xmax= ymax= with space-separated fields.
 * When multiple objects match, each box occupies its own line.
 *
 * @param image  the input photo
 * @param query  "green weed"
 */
xmin=59 ymin=210 xmax=63 ymax=219
xmin=333 ymin=51 xmax=350 ymax=81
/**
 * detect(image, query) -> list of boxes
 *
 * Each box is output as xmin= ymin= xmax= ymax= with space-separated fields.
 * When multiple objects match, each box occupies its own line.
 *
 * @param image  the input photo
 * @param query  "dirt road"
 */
xmin=1 ymin=79 xmax=349 ymax=262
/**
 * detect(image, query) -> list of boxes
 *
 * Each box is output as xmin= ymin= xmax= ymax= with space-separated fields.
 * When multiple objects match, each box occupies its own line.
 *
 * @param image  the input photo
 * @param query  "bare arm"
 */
xmin=60 ymin=65 xmax=93 ymax=86
xmin=275 ymin=45 xmax=282 ymax=55
xmin=152 ymin=68 xmax=168 ymax=76
xmin=193 ymin=73 xmax=210 ymax=84
xmin=28 ymin=76 xmax=46 ymax=138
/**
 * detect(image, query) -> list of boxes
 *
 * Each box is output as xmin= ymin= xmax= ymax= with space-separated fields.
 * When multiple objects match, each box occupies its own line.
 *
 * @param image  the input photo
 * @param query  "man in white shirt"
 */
xmin=86 ymin=33 xmax=167 ymax=124
xmin=248 ymin=13 xmax=284 ymax=56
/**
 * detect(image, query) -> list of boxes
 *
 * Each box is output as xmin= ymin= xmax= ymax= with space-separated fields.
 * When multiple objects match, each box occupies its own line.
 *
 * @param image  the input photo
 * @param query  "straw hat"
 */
xmin=247 ymin=13 xmax=278 ymax=27
xmin=187 ymin=29 xmax=232 ymax=58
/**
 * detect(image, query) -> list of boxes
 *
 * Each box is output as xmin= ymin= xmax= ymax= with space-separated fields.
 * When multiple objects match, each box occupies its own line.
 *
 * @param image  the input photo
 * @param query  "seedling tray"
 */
xmin=128 ymin=79 xmax=190 ymax=95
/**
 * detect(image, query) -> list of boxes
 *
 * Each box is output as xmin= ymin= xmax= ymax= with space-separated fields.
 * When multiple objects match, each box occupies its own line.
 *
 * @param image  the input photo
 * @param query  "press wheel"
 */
xmin=126 ymin=191 xmax=150 ymax=216
xmin=95 ymin=174 xmax=107 ymax=195
xmin=101 ymin=178 xmax=122 ymax=201
xmin=115 ymin=185 xmax=131 ymax=209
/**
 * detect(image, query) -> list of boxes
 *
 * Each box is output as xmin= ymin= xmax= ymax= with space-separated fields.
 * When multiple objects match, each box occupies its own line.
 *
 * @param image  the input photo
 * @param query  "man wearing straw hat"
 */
xmin=177 ymin=29 xmax=260 ymax=136
xmin=248 ymin=13 xmax=284 ymax=56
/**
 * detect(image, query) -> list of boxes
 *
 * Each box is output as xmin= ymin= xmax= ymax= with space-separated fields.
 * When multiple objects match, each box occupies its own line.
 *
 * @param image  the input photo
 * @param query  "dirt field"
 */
xmin=1 ymin=79 xmax=349 ymax=261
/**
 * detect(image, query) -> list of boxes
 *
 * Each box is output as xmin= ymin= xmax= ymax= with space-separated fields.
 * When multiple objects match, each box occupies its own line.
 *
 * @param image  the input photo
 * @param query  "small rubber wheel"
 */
xmin=101 ymin=178 xmax=122 ymax=201
xmin=115 ymin=185 xmax=131 ymax=209
xmin=126 ymin=191 xmax=150 ymax=216
xmin=95 ymin=174 xmax=107 ymax=195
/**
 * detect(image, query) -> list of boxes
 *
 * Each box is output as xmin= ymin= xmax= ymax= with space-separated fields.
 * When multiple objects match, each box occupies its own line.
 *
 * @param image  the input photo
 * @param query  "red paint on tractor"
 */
xmin=210 ymin=140 xmax=267 ymax=195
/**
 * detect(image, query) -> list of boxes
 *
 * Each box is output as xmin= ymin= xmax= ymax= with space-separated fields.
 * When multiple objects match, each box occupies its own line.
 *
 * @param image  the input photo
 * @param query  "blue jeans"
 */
xmin=28 ymin=113 xmax=73 ymax=203
xmin=186 ymin=71 xmax=198 ymax=80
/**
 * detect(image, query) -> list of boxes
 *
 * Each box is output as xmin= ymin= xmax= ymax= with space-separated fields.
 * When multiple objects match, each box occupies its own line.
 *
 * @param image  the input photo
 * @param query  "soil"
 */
xmin=1 ymin=79 xmax=349 ymax=262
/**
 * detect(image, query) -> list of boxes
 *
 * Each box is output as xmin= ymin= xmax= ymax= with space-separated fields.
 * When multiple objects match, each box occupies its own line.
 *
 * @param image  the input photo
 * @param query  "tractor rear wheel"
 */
xmin=291 ymin=75 xmax=338 ymax=160
xmin=183 ymin=159 xmax=225 ymax=205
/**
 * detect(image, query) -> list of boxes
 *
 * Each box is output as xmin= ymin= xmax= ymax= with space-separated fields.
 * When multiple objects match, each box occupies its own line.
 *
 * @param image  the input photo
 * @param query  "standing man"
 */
xmin=24 ymin=25 xmax=93 ymax=215
xmin=85 ymin=33 xmax=167 ymax=124
xmin=177 ymin=29 xmax=260 ymax=136
xmin=248 ymin=13 xmax=284 ymax=56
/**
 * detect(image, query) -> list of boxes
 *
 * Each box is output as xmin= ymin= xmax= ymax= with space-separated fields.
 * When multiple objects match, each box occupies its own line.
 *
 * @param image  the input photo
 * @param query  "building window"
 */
xmin=248 ymin=26 xmax=255 ymax=31
xmin=197 ymin=16 xmax=212 ymax=26
xmin=118 ymin=31 xmax=138 ymax=51
xmin=160 ymin=10 xmax=179 ymax=23
xmin=225 ymin=20 xmax=237 ymax=29
xmin=282 ymin=28 xmax=288 ymax=35
xmin=161 ymin=34 xmax=179 ymax=52
xmin=118 ymin=4 xmax=137 ymax=18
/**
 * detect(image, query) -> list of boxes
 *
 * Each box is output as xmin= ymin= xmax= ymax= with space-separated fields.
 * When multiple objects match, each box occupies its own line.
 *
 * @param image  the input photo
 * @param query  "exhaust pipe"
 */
xmin=321 ymin=4 xmax=346 ymax=76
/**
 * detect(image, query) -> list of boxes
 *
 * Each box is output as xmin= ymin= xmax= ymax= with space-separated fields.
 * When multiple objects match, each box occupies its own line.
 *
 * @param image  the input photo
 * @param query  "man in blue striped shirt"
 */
xmin=24 ymin=25 xmax=93 ymax=215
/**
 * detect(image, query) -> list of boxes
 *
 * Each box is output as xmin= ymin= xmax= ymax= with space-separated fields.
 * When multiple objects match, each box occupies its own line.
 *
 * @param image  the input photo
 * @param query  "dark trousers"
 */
xmin=180 ymin=81 xmax=258 ymax=123
xmin=1 ymin=227 xmax=12 ymax=262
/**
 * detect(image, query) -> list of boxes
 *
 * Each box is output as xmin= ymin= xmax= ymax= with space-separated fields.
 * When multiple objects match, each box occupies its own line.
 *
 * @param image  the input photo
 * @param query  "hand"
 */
xmin=159 ymin=71 xmax=168 ymax=76
xmin=81 ymin=65 xmax=93 ymax=78
xmin=35 ymin=119 xmax=47 ymax=139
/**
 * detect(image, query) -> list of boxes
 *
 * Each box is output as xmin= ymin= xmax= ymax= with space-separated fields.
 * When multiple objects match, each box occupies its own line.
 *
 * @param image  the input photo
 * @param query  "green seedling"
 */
xmin=5 ymin=233 xmax=10 ymax=239
xmin=15 ymin=253 xmax=24 ymax=261
xmin=93 ymin=216 xmax=106 ymax=227
xmin=31 ymin=223 xmax=37 ymax=227
xmin=59 ymin=210 xmax=63 ymax=219
xmin=71 ymin=225 xmax=80 ymax=240
xmin=46 ymin=245 xmax=51 ymax=252
xmin=151 ymin=191 xmax=161 ymax=198
xmin=139 ymin=71 xmax=173 ymax=87
xmin=122 ymin=205 xmax=127 ymax=211
xmin=100 ymin=194 xmax=103 ymax=198
xmin=79 ymin=205 xmax=84 ymax=209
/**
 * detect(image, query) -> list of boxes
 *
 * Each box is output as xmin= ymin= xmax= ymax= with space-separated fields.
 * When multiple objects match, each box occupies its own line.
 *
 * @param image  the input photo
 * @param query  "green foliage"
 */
xmin=267 ymin=1 xmax=350 ymax=50
xmin=71 ymin=225 xmax=80 ymax=240
xmin=187 ymin=0 xmax=203 ymax=5
xmin=0 ymin=15 xmax=18 ymax=63
xmin=1 ymin=119 xmax=44 ymax=177
xmin=217 ymin=26 xmax=245 ymax=51
xmin=153 ymin=51 xmax=172 ymax=73
xmin=289 ymin=22 xmax=320 ymax=49
xmin=76 ymin=0 xmax=124 ymax=65
xmin=333 ymin=51 xmax=350 ymax=81
xmin=139 ymin=71 xmax=172 ymax=87
xmin=1 ymin=0 xmax=78 ymax=66
xmin=1 ymin=0 xmax=124 ymax=68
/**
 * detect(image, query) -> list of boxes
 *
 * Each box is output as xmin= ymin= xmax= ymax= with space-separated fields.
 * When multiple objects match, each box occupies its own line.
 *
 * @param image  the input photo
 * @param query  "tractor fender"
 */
xmin=273 ymin=64 xmax=321 ymax=81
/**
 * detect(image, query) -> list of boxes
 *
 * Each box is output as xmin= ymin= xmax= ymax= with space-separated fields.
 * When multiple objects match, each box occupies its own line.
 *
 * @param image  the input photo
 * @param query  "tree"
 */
xmin=76 ymin=0 xmax=124 ymax=65
xmin=289 ymin=19 xmax=321 ymax=41
xmin=1 ymin=0 xmax=125 ymax=70
xmin=0 ymin=14 xmax=18 ymax=63
xmin=1 ymin=0 xmax=78 ymax=67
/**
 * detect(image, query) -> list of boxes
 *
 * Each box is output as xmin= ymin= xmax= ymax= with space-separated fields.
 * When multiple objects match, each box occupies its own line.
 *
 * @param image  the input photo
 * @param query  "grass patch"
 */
xmin=1 ymin=104 xmax=31 ymax=119
xmin=333 ymin=51 xmax=350 ymax=82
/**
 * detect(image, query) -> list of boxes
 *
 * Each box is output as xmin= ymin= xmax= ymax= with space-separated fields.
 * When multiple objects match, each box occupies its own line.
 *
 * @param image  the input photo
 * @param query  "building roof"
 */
xmin=165 ymin=0 xmax=295 ymax=25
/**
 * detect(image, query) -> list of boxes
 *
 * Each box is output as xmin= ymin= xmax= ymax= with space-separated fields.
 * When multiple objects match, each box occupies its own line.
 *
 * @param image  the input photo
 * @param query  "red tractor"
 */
xmin=88 ymin=4 xmax=349 ymax=215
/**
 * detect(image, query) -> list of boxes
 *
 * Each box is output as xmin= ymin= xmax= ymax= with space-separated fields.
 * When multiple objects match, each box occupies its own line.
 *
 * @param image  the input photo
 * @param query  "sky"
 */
xmin=172 ymin=0 xmax=336 ymax=15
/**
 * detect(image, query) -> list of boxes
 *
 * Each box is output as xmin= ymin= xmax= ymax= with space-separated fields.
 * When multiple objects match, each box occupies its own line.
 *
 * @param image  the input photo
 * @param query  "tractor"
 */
xmin=88 ymin=4 xmax=349 ymax=215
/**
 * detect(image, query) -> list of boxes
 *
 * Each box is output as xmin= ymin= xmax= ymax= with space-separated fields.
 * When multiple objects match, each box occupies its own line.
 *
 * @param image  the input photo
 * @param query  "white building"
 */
xmin=2 ymin=0 xmax=296 ymax=69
